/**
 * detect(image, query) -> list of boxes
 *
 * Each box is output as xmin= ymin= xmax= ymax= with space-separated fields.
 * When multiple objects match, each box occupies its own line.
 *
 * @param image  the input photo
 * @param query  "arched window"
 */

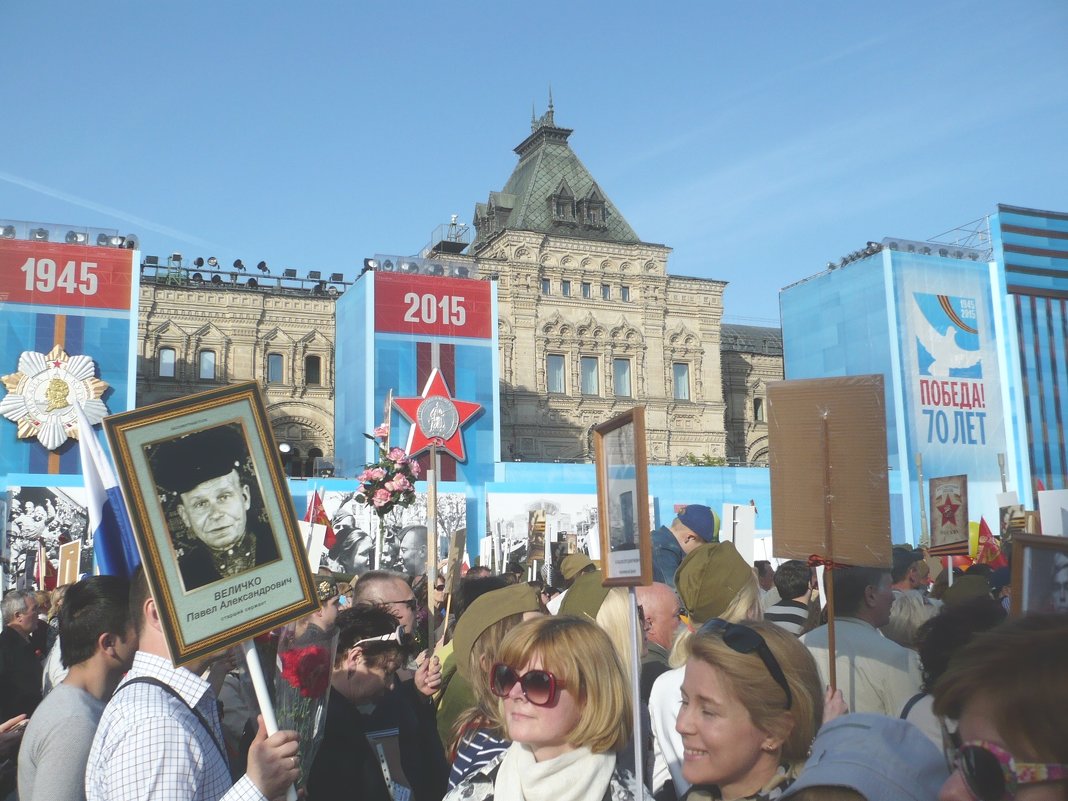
xmin=158 ymin=347 xmax=175 ymax=378
xmin=267 ymin=353 xmax=283 ymax=383
xmin=305 ymin=355 xmax=321 ymax=385
xmin=198 ymin=350 xmax=216 ymax=381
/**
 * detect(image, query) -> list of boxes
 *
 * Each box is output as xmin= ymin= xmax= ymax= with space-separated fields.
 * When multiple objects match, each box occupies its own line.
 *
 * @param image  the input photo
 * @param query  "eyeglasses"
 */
xmin=490 ymin=663 xmax=565 ymax=707
xmin=698 ymin=618 xmax=792 ymax=710
xmin=434 ymin=584 xmax=446 ymax=591
xmin=353 ymin=624 xmax=411 ymax=650
xmin=941 ymin=720 xmax=1068 ymax=801
xmin=382 ymin=598 xmax=417 ymax=611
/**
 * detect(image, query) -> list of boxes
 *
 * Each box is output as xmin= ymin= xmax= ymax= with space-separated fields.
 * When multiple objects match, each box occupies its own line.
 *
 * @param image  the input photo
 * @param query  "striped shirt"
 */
xmin=765 ymin=599 xmax=809 ymax=636
xmin=448 ymin=730 xmax=508 ymax=789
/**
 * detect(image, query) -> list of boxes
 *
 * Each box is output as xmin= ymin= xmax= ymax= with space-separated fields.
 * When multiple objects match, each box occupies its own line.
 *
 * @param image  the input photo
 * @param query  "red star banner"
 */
xmin=929 ymin=474 xmax=969 ymax=556
xmin=393 ymin=369 xmax=481 ymax=462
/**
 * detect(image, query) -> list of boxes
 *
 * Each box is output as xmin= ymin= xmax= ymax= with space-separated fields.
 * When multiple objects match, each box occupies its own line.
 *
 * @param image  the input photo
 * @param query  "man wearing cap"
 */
xmin=150 ymin=425 xmax=280 ymax=592
xmin=650 ymin=504 xmax=719 ymax=590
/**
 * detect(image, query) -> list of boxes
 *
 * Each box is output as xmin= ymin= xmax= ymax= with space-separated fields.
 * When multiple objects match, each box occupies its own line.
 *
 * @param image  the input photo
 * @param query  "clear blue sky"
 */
xmin=3 ymin=1 xmax=1065 ymax=322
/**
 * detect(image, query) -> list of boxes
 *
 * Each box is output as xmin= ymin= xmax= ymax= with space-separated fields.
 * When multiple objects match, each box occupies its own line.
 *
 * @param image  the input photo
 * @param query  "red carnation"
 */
xmin=279 ymin=645 xmax=331 ymax=698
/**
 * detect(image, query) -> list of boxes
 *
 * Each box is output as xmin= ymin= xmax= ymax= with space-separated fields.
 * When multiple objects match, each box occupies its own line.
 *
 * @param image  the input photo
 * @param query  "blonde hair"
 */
xmin=496 ymin=615 xmax=631 ymax=754
xmin=880 ymin=589 xmax=937 ymax=649
xmin=669 ymin=573 xmax=763 ymax=668
xmin=686 ymin=620 xmax=823 ymax=769
xmin=596 ymin=587 xmax=639 ymax=680
xmin=450 ymin=612 xmax=526 ymax=752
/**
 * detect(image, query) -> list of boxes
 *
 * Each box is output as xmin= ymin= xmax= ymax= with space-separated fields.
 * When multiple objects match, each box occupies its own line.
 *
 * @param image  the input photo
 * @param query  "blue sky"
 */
xmin=2 ymin=1 xmax=1066 ymax=322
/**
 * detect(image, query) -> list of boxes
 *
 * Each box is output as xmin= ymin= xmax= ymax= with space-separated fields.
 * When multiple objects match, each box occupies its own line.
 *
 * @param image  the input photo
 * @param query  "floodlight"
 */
xmin=233 ymin=259 xmax=245 ymax=270
xmin=921 ymin=247 xmax=932 ymax=255
xmin=257 ymin=261 xmax=269 ymax=273
xmin=1 ymin=225 xmax=15 ymax=239
xmin=887 ymin=241 xmax=899 ymax=250
xmin=382 ymin=259 xmax=395 ymax=271
xmin=96 ymin=233 xmax=111 ymax=246
xmin=191 ymin=272 xmax=204 ymax=282
xmin=449 ymin=265 xmax=470 ymax=278
xmin=144 ymin=255 xmax=160 ymax=266
xmin=194 ymin=257 xmax=205 ymax=267
xmin=363 ymin=258 xmax=378 ymax=271
xmin=283 ymin=268 xmax=297 ymax=279
xmin=427 ymin=263 xmax=445 ymax=276
xmin=29 ymin=228 xmax=49 ymax=241
xmin=123 ymin=235 xmax=139 ymax=250
xmin=207 ymin=256 xmax=218 ymax=267
xmin=307 ymin=270 xmax=321 ymax=280
xmin=247 ymin=277 xmax=258 ymax=288
xmin=329 ymin=272 xmax=344 ymax=282
xmin=938 ymin=248 xmax=949 ymax=257
xmin=65 ymin=231 xmax=88 ymax=244
xmin=399 ymin=261 xmax=418 ymax=273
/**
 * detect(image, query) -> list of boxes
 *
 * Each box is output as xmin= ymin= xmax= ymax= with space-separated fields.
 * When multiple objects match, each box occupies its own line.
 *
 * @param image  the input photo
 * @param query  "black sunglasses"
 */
xmin=941 ymin=719 xmax=1068 ymax=801
xmin=382 ymin=597 xmax=418 ymax=611
xmin=698 ymin=618 xmax=792 ymax=710
xmin=489 ymin=663 xmax=565 ymax=707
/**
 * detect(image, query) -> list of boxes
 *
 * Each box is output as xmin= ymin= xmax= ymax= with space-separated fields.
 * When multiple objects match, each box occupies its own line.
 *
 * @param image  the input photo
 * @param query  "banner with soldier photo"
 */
xmin=3 ymin=485 xmax=91 ymax=590
xmin=314 ymin=489 xmax=466 ymax=579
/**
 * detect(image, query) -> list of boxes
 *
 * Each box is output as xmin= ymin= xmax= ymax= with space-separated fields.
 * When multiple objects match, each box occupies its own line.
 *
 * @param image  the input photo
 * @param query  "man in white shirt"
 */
xmin=801 ymin=566 xmax=922 ymax=717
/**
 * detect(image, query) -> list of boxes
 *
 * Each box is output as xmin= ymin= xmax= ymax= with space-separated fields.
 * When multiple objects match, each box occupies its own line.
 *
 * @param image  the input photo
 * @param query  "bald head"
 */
xmin=353 ymin=570 xmax=417 ymax=634
xmin=636 ymin=582 xmax=682 ymax=651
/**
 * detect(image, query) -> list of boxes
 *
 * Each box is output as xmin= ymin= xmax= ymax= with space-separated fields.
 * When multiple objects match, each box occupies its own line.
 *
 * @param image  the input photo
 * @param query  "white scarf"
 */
xmin=493 ymin=742 xmax=616 ymax=801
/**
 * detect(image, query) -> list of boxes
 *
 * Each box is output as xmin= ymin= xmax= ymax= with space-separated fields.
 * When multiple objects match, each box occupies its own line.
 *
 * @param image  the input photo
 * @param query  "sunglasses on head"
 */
xmin=698 ymin=618 xmax=792 ymax=710
xmin=942 ymin=720 xmax=1068 ymax=801
xmin=490 ymin=663 xmax=565 ymax=707
xmin=353 ymin=624 xmax=411 ymax=650
xmin=383 ymin=597 xmax=418 ymax=611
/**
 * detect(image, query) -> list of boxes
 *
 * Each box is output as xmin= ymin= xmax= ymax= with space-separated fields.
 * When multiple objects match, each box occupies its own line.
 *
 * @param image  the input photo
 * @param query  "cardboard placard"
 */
xmin=768 ymin=375 xmax=892 ymax=567
xmin=58 ymin=540 xmax=82 ymax=587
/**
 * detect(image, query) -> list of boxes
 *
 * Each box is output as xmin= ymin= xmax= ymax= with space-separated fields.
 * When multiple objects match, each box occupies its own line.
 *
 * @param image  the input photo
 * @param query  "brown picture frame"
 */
xmin=104 ymin=381 xmax=318 ymax=667
xmin=1010 ymin=533 xmax=1068 ymax=616
xmin=592 ymin=407 xmax=652 ymax=586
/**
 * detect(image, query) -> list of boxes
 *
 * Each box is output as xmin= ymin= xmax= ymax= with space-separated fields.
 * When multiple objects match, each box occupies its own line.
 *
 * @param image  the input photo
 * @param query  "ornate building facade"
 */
xmin=472 ymin=105 xmax=728 ymax=464
xmin=134 ymin=107 xmax=780 ymax=469
xmin=720 ymin=324 xmax=783 ymax=466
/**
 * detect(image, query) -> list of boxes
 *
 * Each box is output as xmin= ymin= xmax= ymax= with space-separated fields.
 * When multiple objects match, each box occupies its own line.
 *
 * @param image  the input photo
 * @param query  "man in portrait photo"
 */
xmin=150 ymin=424 xmax=280 ymax=592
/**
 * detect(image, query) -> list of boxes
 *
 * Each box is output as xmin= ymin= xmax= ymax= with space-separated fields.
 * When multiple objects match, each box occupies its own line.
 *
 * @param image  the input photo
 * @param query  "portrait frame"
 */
xmin=928 ymin=474 xmax=969 ymax=556
xmin=592 ymin=407 xmax=651 ymax=586
xmin=104 ymin=381 xmax=318 ymax=667
xmin=1010 ymin=533 xmax=1068 ymax=616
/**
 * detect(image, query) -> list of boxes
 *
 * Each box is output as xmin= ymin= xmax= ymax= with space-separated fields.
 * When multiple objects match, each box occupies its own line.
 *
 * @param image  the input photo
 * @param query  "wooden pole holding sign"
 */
xmin=821 ymin=413 xmax=837 ymax=691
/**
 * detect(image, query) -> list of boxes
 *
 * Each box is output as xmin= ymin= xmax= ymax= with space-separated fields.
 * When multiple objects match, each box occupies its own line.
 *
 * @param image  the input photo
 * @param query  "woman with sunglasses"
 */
xmin=444 ymin=615 xmax=652 ymax=801
xmin=676 ymin=619 xmax=823 ymax=800
xmin=933 ymin=613 xmax=1068 ymax=801
xmin=308 ymin=604 xmax=412 ymax=801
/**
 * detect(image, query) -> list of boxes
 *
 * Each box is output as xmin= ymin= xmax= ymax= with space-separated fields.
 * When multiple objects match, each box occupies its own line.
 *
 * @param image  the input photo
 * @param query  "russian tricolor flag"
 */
xmin=74 ymin=403 xmax=141 ymax=579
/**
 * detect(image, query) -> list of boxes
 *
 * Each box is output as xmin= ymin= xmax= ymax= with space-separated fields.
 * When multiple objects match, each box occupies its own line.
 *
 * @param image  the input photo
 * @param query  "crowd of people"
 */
xmin=0 ymin=503 xmax=1066 ymax=801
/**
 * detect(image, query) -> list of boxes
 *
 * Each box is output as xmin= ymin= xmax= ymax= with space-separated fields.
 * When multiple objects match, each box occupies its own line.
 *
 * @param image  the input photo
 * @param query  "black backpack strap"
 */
xmin=117 ymin=676 xmax=229 ymax=767
xmin=900 ymin=691 xmax=927 ymax=720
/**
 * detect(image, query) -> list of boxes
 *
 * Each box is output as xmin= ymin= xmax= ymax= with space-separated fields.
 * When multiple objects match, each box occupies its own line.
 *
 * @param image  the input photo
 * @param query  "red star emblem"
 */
xmin=937 ymin=497 xmax=960 ymax=526
xmin=392 ymin=369 xmax=481 ymax=462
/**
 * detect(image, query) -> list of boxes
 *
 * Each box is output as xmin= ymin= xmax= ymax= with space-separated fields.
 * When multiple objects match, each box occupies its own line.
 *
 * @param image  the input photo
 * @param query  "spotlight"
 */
xmin=906 ymin=244 xmax=917 ymax=253
xmin=826 ymin=262 xmax=836 ymax=270
xmin=211 ymin=274 xmax=223 ymax=285
xmin=920 ymin=247 xmax=931 ymax=255
xmin=399 ymin=261 xmax=418 ymax=273
xmin=257 ymin=261 xmax=269 ymax=273
xmin=194 ymin=257 xmax=205 ymax=267
xmin=938 ymin=248 xmax=948 ymax=257
xmin=170 ymin=252 xmax=183 ymax=264
xmin=329 ymin=272 xmax=344 ymax=282
xmin=887 ymin=241 xmax=899 ymax=250
xmin=307 ymin=270 xmax=321 ymax=280
xmin=143 ymin=255 xmax=160 ymax=266
xmin=449 ymin=265 xmax=470 ymax=278
xmin=363 ymin=258 xmax=378 ymax=271
xmin=123 ymin=234 xmax=138 ymax=250
xmin=282 ymin=268 xmax=297 ymax=279
xmin=65 ymin=231 xmax=88 ymax=244
xmin=953 ymin=250 xmax=964 ymax=259
xmin=96 ymin=233 xmax=114 ymax=246
xmin=312 ymin=280 xmax=326 ymax=295
xmin=233 ymin=259 xmax=245 ymax=271
xmin=191 ymin=272 xmax=204 ymax=282
xmin=382 ymin=259 xmax=395 ymax=271
xmin=427 ymin=263 xmax=445 ymax=276
xmin=29 ymin=228 xmax=49 ymax=241
xmin=207 ymin=256 xmax=218 ymax=267
xmin=1 ymin=225 xmax=15 ymax=239
xmin=247 ymin=277 xmax=258 ymax=288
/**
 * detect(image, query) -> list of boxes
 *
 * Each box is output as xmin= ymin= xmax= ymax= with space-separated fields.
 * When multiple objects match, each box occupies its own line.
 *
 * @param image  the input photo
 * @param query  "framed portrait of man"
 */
xmin=105 ymin=381 xmax=319 ymax=666
xmin=1011 ymin=533 xmax=1068 ymax=616
xmin=593 ymin=407 xmax=651 ymax=586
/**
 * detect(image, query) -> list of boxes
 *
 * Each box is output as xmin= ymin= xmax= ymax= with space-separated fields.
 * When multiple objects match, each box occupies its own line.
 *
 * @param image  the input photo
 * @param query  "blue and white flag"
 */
xmin=74 ymin=402 xmax=141 ymax=579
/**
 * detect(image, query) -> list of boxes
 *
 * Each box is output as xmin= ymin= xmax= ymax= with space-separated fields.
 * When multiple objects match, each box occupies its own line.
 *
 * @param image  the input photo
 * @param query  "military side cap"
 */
xmin=316 ymin=575 xmax=340 ymax=603
xmin=452 ymin=583 xmax=542 ymax=682
xmin=676 ymin=541 xmax=753 ymax=624
xmin=941 ymin=574 xmax=991 ymax=607
xmin=151 ymin=424 xmax=246 ymax=495
xmin=559 ymin=569 xmax=610 ymax=622
xmin=560 ymin=553 xmax=595 ymax=581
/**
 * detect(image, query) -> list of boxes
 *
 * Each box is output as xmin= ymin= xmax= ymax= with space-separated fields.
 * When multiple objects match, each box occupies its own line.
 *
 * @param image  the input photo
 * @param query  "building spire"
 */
xmin=543 ymin=84 xmax=555 ymax=127
xmin=531 ymin=101 xmax=537 ymax=131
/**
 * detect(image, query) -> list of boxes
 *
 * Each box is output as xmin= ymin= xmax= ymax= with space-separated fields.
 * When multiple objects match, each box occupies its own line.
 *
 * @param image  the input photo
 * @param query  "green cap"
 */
xmin=452 ymin=583 xmax=542 ymax=682
xmin=559 ymin=569 xmax=610 ymax=621
xmin=676 ymin=541 xmax=753 ymax=624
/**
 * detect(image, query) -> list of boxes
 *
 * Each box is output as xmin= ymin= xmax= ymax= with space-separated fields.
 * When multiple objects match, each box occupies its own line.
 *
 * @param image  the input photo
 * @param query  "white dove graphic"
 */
xmin=914 ymin=301 xmax=982 ymax=377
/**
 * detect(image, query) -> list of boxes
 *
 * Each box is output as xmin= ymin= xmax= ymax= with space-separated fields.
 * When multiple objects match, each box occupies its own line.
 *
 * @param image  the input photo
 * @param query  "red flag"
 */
xmin=35 ymin=542 xmax=57 ymax=591
xmin=1036 ymin=478 xmax=1046 ymax=493
xmin=975 ymin=517 xmax=1009 ymax=568
xmin=305 ymin=491 xmax=336 ymax=550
